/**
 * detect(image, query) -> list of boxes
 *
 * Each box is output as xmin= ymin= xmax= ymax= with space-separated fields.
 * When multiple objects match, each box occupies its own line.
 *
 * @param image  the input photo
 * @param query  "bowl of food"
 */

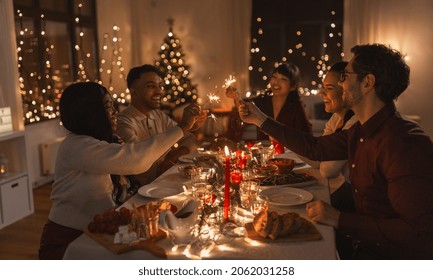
xmin=254 ymin=164 xmax=279 ymax=177
xmin=178 ymin=164 xmax=201 ymax=179
xmin=267 ymin=158 xmax=296 ymax=174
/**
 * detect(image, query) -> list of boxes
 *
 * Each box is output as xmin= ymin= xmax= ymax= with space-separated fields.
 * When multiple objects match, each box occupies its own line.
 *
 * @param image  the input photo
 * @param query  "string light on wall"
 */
xmin=75 ymin=3 xmax=88 ymax=82
xmin=16 ymin=1 xmax=100 ymax=125
xmin=249 ymin=9 xmax=344 ymax=97
xmin=16 ymin=10 xmax=59 ymax=124
xmin=99 ymin=25 xmax=128 ymax=105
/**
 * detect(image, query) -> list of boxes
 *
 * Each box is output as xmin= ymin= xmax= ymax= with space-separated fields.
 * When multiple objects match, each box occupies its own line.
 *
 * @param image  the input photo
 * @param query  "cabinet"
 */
xmin=0 ymin=131 xmax=33 ymax=229
xmin=0 ymin=0 xmax=34 ymax=230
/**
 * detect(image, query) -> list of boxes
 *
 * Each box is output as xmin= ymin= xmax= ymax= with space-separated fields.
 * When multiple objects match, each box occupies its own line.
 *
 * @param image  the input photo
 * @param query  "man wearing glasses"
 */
xmin=238 ymin=44 xmax=433 ymax=259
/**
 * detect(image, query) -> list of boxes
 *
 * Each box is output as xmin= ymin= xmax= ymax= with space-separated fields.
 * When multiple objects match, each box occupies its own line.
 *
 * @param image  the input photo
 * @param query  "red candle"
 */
xmin=224 ymin=146 xmax=231 ymax=220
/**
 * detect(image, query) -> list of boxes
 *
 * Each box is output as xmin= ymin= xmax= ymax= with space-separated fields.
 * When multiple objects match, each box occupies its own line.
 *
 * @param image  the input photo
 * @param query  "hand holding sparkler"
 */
xmin=224 ymin=75 xmax=242 ymax=108
xmin=200 ymin=92 xmax=220 ymax=123
xmin=224 ymin=75 xmax=239 ymax=99
xmin=191 ymin=108 xmax=209 ymax=130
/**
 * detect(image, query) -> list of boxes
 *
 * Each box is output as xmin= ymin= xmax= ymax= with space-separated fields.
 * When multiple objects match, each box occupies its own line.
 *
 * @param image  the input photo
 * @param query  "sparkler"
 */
xmin=206 ymin=92 xmax=220 ymax=104
xmin=224 ymin=75 xmax=236 ymax=88
xmin=208 ymin=113 xmax=217 ymax=122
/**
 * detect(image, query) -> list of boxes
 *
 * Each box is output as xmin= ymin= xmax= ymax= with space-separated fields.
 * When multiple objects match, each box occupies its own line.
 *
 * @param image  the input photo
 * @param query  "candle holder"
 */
xmin=230 ymin=170 xmax=243 ymax=185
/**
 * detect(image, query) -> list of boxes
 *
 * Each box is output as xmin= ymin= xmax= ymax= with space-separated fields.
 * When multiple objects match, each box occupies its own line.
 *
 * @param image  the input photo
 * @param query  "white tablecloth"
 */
xmin=64 ymin=153 xmax=337 ymax=260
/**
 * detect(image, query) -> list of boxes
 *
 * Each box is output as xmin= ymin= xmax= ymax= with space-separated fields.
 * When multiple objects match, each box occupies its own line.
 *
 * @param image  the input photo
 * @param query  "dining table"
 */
xmin=63 ymin=151 xmax=341 ymax=260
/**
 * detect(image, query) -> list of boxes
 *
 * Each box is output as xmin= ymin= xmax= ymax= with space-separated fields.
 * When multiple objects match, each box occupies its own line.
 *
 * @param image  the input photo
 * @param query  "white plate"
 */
xmin=138 ymin=184 xmax=183 ymax=199
xmin=178 ymin=154 xmax=195 ymax=163
xmin=261 ymin=187 xmax=313 ymax=206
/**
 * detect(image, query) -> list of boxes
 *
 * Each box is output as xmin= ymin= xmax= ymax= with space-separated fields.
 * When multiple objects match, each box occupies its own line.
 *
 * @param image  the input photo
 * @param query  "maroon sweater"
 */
xmin=261 ymin=103 xmax=433 ymax=259
xmin=254 ymin=93 xmax=312 ymax=140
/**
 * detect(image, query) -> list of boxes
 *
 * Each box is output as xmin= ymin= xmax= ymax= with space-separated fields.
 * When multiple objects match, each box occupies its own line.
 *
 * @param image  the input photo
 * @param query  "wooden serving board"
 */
xmin=84 ymin=228 xmax=168 ymax=258
xmin=245 ymin=222 xmax=322 ymax=243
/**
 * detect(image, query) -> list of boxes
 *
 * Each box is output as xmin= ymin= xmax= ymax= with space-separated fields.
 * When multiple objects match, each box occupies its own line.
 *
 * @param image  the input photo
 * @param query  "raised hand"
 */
xmin=191 ymin=109 xmax=209 ymax=131
xmin=238 ymin=101 xmax=268 ymax=127
xmin=225 ymin=86 xmax=239 ymax=99
xmin=178 ymin=103 xmax=200 ymax=133
xmin=225 ymin=86 xmax=241 ymax=108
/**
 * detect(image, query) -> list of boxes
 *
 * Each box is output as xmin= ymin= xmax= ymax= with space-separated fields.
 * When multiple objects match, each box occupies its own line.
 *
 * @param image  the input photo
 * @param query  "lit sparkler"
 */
xmin=224 ymin=75 xmax=236 ymax=88
xmin=206 ymin=92 xmax=221 ymax=104
xmin=208 ymin=113 xmax=217 ymax=122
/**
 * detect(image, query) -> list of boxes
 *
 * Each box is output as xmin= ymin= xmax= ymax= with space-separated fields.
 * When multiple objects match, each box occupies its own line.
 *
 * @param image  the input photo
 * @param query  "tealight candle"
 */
xmin=230 ymin=170 xmax=243 ymax=185
xmin=272 ymin=140 xmax=284 ymax=155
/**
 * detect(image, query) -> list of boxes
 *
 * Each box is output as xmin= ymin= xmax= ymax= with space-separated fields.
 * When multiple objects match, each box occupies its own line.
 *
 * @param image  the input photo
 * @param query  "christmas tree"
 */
xmin=155 ymin=18 xmax=198 ymax=109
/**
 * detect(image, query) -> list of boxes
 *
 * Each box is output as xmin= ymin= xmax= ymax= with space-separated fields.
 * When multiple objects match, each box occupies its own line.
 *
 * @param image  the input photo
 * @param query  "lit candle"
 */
xmin=224 ymin=146 xmax=231 ymax=220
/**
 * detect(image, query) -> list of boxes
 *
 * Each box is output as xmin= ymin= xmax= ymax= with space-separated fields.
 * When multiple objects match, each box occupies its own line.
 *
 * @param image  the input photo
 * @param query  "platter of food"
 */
xmin=258 ymin=172 xmax=317 ymax=188
xmin=261 ymin=187 xmax=313 ymax=207
xmin=84 ymin=227 xmax=167 ymax=257
xmin=84 ymin=204 xmax=169 ymax=257
xmin=245 ymin=210 xmax=321 ymax=242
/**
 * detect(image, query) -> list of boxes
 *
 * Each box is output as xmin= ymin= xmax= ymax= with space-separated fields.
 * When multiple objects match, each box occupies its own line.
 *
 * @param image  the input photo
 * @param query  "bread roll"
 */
xmin=252 ymin=210 xmax=268 ymax=235
xmin=252 ymin=210 xmax=314 ymax=239
xmin=268 ymin=214 xmax=282 ymax=240
xmin=280 ymin=212 xmax=300 ymax=235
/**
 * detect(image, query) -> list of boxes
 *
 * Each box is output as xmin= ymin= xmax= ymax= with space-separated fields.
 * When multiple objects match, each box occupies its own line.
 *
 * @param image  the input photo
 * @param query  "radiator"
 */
xmin=39 ymin=137 xmax=65 ymax=175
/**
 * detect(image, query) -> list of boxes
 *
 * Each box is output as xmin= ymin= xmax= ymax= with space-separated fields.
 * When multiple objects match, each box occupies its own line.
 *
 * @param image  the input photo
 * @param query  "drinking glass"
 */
xmin=199 ymin=167 xmax=215 ymax=183
xmin=239 ymin=180 xmax=260 ymax=210
xmin=135 ymin=213 xmax=160 ymax=240
xmin=261 ymin=146 xmax=275 ymax=166
xmin=192 ymin=183 xmax=213 ymax=206
xmin=251 ymin=194 xmax=269 ymax=215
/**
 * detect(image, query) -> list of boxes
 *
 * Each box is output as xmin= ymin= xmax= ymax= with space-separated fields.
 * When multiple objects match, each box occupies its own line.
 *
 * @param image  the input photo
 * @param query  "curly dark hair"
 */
xmin=60 ymin=82 xmax=113 ymax=142
xmin=351 ymin=44 xmax=410 ymax=103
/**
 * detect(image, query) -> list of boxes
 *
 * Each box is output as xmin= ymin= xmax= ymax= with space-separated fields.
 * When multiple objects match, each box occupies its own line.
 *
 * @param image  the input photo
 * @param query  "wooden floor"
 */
xmin=0 ymin=183 xmax=52 ymax=260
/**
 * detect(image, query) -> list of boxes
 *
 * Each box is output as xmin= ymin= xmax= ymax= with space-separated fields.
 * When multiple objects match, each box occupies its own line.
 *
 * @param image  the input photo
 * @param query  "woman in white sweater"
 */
xmin=38 ymin=82 xmax=202 ymax=259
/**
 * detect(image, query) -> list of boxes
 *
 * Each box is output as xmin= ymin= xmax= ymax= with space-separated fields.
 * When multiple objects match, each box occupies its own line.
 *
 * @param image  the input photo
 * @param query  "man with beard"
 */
xmin=116 ymin=64 xmax=206 ymax=186
xmin=238 ymin=44 xmax=433 ymax=259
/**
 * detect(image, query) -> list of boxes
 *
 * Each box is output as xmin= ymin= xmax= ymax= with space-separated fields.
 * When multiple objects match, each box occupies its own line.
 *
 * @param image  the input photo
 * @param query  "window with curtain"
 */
xmin=250 ymin=0 xmax=344 ymax=95
xmin=13 ymin=0 xmax=99 ymax=125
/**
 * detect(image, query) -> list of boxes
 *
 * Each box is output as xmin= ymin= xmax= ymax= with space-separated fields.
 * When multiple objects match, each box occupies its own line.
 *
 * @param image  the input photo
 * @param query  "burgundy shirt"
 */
xmin=254 ymin=94 xmax=312 ymax=140
xmin=261 ymin=103 xmax=433 ymax=259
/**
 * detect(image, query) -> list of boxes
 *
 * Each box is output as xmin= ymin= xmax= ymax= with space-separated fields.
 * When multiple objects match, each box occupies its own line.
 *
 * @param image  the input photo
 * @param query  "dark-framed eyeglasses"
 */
xmin=339 ymin=70 xmax=357 ymax=83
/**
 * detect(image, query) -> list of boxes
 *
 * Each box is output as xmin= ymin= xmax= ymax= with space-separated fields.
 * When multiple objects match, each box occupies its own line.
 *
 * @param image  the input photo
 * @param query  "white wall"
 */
xmin=344 ymin=0 xmax=433 ymax=137
xmin=96 ymin=0 xmax=252 ymax=109
xmin=25 ymin=119 xmax=66 ymax=188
